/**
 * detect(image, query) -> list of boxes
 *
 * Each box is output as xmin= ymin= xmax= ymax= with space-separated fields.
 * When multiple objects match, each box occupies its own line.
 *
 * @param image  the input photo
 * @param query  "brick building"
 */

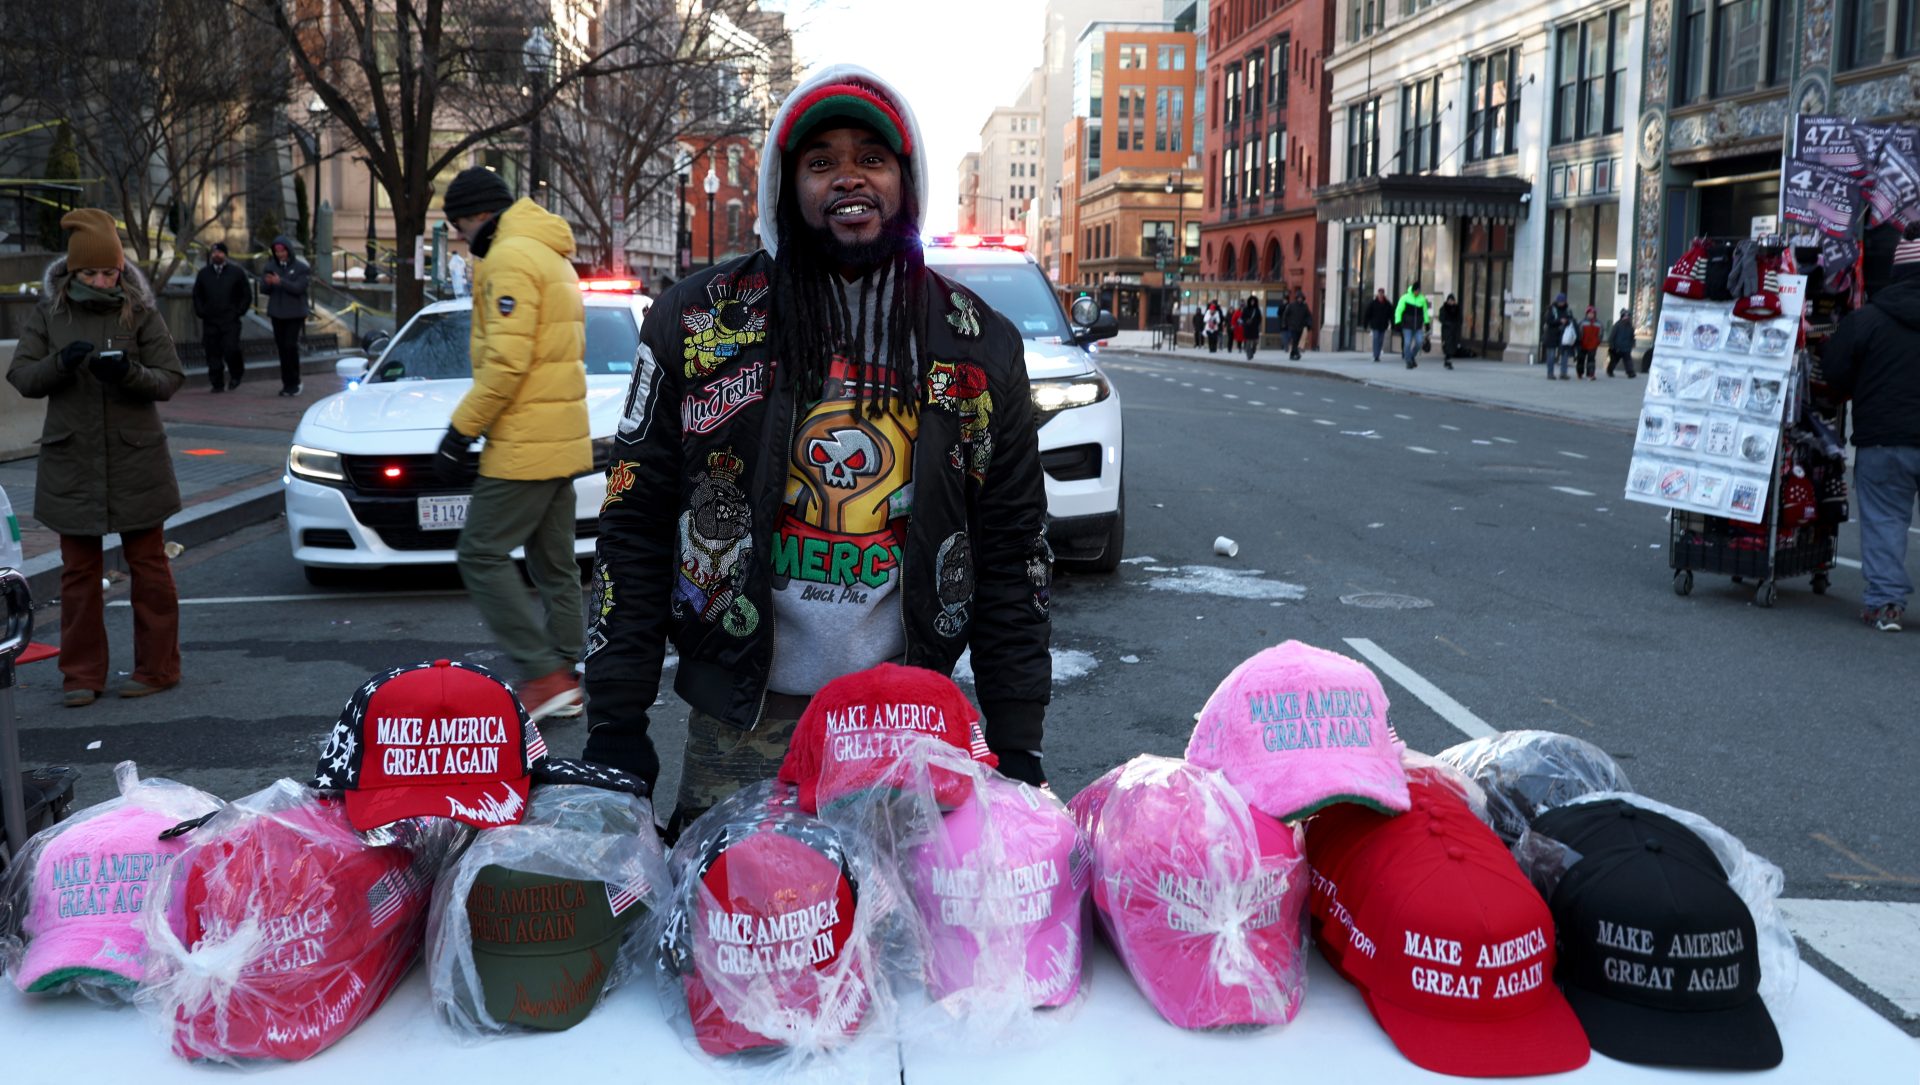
xmin=1198 ymin=0 xmax=1335 ymax=344
xmin=683 ymin=134 xmax=761 ymax=268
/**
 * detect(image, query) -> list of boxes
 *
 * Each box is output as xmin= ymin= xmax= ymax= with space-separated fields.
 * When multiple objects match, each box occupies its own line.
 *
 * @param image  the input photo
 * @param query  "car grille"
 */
xmin=341 ymin=454 xmax=453 ymax=498
xmin=301 ymin=528 xmax=355 ymax=550
xmin=1040 ymin=443 xmax=1103 ymax=482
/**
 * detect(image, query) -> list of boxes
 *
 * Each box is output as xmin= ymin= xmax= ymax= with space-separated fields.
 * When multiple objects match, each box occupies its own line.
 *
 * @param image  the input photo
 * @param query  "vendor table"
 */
xmin=4 ymin=942 xmax=1912 ymax=1082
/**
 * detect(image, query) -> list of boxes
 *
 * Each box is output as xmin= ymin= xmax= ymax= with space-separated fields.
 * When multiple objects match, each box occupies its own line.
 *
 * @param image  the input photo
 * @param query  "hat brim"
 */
xmin=1563 ymin=981 xmax=1781 ymax=1070
xmin=16 ymin=922 xmax=145 ymax=993
xmin=1223 ymin=751 xmax=1411 ymax=823
xmin=472 ymin=933 xmax=624 ymax=1031
xmin=344 ymin=776 xmax=530 ymax=831
xmin=1363 ymin=986 xmax=1591 ymax=1077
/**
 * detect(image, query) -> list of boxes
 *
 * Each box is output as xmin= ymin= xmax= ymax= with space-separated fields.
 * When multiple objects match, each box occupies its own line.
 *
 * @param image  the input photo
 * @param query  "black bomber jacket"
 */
xmin=583 ymin=252 xmax=1054 ymax=757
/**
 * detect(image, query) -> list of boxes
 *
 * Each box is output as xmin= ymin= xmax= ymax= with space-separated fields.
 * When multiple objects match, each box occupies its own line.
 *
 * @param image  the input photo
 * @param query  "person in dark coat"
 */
xmin=1363 ymin=287 xmax=1392 ymax=361
xmin=1280 ymin=289 xmax=1311 ymax=360
xmin=1438 ymin=293 xmax=1462 ymax=369
xmin=1190 ymin=307 xmax=1204 ymax=348
xmin=1819 ymin=230 xmax=1920 ymax=632
xmin=6 ymin=209 xmax=185 ymax=706
xmin=1240 ymin=295 xmax=1264 ymax=359
xmin=1605 ymin=308 xmax=1637 ymax=376
xmin=191 ymin=241 xmax=252 ymax=392
xmin=1543 ymin=292 xmax=1574 ymax=379
xmin=260 ymin=234 xmax=310 ymax=396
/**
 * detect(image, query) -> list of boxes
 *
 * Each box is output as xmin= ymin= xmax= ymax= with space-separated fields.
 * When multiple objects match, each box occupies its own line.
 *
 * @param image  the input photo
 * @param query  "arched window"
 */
xmin=1241 ymin=241 xmax=1258 ymax=280
xmin=1222 ymin=244 xmax=1238 ymax=280
xmin=1265 ymin=238 xmax=1283 ymax=281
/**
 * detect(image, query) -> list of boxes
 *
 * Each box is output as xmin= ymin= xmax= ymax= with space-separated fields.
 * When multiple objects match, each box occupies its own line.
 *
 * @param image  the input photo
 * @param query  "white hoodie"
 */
xmin=756 ymin=63 xmax=931 ymax=258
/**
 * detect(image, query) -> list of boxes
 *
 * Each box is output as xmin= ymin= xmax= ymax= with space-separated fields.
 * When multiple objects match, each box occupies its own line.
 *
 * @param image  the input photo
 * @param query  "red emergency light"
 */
xmin=580 ymin=277 xmax=644 ymax=293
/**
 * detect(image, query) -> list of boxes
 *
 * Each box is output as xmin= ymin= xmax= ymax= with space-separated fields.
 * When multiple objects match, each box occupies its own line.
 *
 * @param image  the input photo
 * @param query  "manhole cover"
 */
xmin=1339 ymin=592 xmax=1434 ymax=610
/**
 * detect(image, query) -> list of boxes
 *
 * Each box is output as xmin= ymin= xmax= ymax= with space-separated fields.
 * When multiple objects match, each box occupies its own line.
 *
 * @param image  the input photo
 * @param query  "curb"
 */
xmin=1108 ymin=347 xmax=1638 ymax=435
xmin=19 ymin=480 xmax=283 ymax=605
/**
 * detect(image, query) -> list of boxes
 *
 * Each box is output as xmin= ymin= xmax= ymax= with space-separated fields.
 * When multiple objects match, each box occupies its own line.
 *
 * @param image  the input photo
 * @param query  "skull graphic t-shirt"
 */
xmin=768 ymin=354 xmax=918 ymax=696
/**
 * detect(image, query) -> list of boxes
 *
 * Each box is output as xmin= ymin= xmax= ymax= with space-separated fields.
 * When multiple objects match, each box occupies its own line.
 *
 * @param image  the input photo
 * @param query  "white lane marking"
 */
xmin=1777 ymin=898 xmax=1920 ymax=1020
xmin=1343 ymin=638 xmax=1496 ymax=739
xmin=1181 ymin=382 xmax=1193 ymax=387
xmin=1267 ymin=386 xmax=1280 ymax=391
xmin=1223 ymin=393 xmax=1240 ymax=399
xmin=1321 ymin=397 xmax=1336 ymax=403
xmin=1201 ymin=386 xmax=1215 ymax=393
xmin=1355 ymin=404 xmax=1373 ymax=411
xmin=1249 ymin=400 xmax=1266 ymax=406
xmin=1394 ymin=413 xmax=1413 ymax=420
xmin=1472 ymin=439 xmax=1493 ymax=445
xmin=1494 ymin=437 xmax=1518 ymax=444
xmin=1278 ymin=407 xmax=1300 ymax=416
xmin=1293 ymin=391 xmax=1304 ymax=396
xmin=109 ymin=590 xmax=467 ymax=607
xmin=1552 ymin=486 xmax=1597 ymax=497
xmin=1837 ymin=557 xmax=1863 ymax=569
xmin=1407 ymin=446 xmax=1438 ymax=455
xmin=1314 ymin=419 xmax=1337 ymax=426
xmin=1440 ymin=424 xmax=1461 ymax=432
xmin=1558 ymin=450 xmax=1589 ymax=460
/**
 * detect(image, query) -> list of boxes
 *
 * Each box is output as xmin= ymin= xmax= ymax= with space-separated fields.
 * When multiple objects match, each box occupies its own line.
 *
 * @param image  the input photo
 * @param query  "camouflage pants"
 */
xmin=671 ymin=706 xmax=802 ymax=833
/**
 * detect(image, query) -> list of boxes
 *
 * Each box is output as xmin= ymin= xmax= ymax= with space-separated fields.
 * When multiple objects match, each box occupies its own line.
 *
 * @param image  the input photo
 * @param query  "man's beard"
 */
xmin=808 ymin=206 xmax=914 ymax=273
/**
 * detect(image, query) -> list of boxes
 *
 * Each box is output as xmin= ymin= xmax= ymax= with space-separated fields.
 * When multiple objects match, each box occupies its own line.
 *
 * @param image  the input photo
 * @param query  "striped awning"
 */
xmin=1314 ymin=174 xmax=1534 ymax=225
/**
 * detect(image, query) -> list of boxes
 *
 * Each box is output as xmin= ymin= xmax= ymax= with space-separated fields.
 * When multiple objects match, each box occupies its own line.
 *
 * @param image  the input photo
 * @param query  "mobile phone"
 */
xmin=96 ymin=350 xmax=126 ymax=362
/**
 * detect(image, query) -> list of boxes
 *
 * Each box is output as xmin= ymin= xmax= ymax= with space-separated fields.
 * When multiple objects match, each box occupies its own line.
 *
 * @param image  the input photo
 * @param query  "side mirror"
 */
xmin=335 ymin=356 xmax=370 ymax=380
xmin=1072 ymin=307 xmax=1121 ymax=346
xmin=1070 ymin=295 xmax=1099 ymax=326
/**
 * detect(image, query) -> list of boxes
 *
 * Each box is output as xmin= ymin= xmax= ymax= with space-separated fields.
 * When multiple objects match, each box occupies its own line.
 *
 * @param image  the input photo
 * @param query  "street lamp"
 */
xmin=1165 ymin=169 xmax=1186 ymax=329
xmin=363 ymin=113 xmax=381 ymax=283
xmin=523 ymin=26 xmax=553 ymax=207
xmin=703 ymin=165 xmax=720 ymax=268
xmin=677 ymin=166 xmax=691 ymax=277
xmin=302 ymin=98 xmax=328 ymax=251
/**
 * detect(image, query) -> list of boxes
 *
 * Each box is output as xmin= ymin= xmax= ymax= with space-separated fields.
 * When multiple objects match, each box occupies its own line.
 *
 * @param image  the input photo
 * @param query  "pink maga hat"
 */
xmin=906 ymin=773 xmax=1088 ymax=1007
xmin=1187 ymin=641 xmax=1410 ymax=822
xmin=16 ymin=804 xmax=196 ymax=993
xmin=1069 ymin=756 xmax=1308 ymax=1030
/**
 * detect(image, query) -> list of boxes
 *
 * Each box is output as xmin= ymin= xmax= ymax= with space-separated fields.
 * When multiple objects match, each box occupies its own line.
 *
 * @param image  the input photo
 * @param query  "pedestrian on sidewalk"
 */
xmin=1576 ymin=306 xmax=1603 ymax=381
xmin=1281 ymin=289 xmax=1311 ymax=360
xmin=1393 ymin=281 xmax=1430 ymax=369
xmin=1438 ymin=292 xmax=1462 ymax=370
xmin=1606 ymin=308 xmax=1637 ymax=377
xmin=437 ymin=166 xmax=592 ymax=720
xmin=1204 ymin=300 xmax=1222 ymax=353
xmin=1817 ymin=227 xmax=1920 ymax=632
xmin=1544 ymin=292 xmax=1574 ymax=379
xmin=582 ymin=68 xmax=1053 ymax=829
xmin=1229 ymin=304 xmax=1244 ymax=353
xmin=191 ymin=241 xmax=251 ymax=392
xmin=260 ymin=235 xmax=310 ymax=396
xmin=449 ymin=249 xmax=470 ymax=298
xmin=1240 ymin=295 xmax=1263 ymax=359
xmin=1364 ymin=287 xmax=1391 ymax=361
xmin=6 ymin=209 xmax=184 ymax=707
xmin=1190 ymin=306 xmax=1203 ymax=348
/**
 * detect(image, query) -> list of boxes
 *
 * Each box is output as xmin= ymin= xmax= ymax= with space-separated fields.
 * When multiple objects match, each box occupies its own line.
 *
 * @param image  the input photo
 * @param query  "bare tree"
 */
xmin=237 ymin=0 xmax=781 ymax=322
xmin=0 ymin=1 xmax=286 ymax=283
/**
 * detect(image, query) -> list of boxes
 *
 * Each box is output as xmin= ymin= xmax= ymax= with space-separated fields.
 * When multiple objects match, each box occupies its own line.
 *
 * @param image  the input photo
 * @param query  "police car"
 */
xmin=924 ymin=234 xmax=1125 ymax=572
xmin=282 ymin=280 xmax=650 ymax=584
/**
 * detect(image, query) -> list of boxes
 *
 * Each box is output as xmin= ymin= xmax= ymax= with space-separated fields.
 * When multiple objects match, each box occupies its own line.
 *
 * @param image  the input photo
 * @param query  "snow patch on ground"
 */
xmin=951 ymin=648 xmax=1099 ymax=685
xmin=1143 ymin=565 xmax=1307 ymax=601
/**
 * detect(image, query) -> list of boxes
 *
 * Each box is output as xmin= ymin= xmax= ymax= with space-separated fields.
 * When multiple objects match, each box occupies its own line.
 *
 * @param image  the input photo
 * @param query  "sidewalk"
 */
xmin=1105 ymin=330 xmax=1643 ymax=432
xmin=1 ymin=358 xmax=349 ymax=601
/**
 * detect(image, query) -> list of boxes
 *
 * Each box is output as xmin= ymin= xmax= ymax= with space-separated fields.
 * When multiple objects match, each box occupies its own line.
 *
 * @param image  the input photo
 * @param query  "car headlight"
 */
xmin=288 ymin=444 xmax=346 ymax=483
xmin=1030 ymin=372 xmax=1112 ymax=414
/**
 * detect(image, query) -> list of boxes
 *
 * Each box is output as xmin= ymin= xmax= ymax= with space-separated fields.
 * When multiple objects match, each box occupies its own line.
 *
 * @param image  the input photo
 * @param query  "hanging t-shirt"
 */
xmin=767 ymin=354 xmax=917 ymax=695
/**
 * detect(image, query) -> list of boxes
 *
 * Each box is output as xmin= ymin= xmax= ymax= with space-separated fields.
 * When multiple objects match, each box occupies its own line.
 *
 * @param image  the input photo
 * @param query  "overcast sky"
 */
xmin=768 ymin=0 xmax=1051 ymax=232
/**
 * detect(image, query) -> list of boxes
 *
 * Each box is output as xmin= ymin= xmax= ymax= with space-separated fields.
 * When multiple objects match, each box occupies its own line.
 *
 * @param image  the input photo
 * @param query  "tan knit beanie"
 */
xmin=62 ymin=208 xmax=124 ymax=271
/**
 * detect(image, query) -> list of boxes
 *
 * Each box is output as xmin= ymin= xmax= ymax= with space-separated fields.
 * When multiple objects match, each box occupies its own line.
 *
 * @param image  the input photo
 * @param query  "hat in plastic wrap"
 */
xmin=662 ymin=779 xmax=877 ymax=1057
xmin=1434 ymin=730 xmax=1633 ymax=844
xmin=778 ymin=663 xmax=996 ymax=815
xmin=1 ymin=763 xmax=221 ymax=999
xmin=428 ymin=767 xmax=668 ymax=1035
xmin=1068 ymin=755 xmax=1308 ymax=1030
xmin=138 ymin=780 xmax=458 ymax=1063
xmin=1186 ymin=641 xmax=1409 ymax=821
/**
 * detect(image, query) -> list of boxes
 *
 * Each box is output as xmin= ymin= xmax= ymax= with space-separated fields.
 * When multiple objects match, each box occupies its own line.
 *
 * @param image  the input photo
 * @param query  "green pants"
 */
xmin=455 ymin=475 xmax=583 ymax=681
xmin=673 ymin=706 xmax=802 ymax=833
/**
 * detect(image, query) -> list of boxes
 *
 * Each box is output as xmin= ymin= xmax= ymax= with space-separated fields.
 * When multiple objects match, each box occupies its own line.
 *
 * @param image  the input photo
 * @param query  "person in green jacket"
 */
xmin=6 ymin=209 xmax=185 ymax=707
xmin=1393 ymin=281 xmax=1431 ymax=369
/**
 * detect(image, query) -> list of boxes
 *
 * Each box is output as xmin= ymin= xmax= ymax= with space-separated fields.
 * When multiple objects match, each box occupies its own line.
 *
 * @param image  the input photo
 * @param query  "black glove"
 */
xmin=433 ymin=425 xmax=478 ymax=486
xmin=993 ymin=748 xmax=1048 ymax=788
xmin=58 ymin=340 xmax=94 ymax=374
xmin=88 ymin=351 xmax=130 ymax=385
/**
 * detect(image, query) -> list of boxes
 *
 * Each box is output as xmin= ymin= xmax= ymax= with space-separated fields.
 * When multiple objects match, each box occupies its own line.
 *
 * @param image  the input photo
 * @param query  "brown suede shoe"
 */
xmin=63 ymin=689 xmax=98 ymax=708
xmin=118 ymin=679 xmax=178 ymax=699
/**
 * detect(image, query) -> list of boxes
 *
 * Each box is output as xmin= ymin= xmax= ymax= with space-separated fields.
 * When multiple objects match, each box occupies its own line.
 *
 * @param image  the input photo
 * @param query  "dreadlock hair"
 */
xmin=771 ymin=151 xmax=929 ymax=419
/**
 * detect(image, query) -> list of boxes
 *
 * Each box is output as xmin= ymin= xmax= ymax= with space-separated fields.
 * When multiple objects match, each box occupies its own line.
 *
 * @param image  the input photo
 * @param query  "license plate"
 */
xmin=417 ymin=494 xmax=470 ymax=531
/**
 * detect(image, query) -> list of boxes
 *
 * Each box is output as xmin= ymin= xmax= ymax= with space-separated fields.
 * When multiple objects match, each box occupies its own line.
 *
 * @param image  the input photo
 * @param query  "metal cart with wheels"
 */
xmin=1670 ymin=510 xmax=1835 ymax=606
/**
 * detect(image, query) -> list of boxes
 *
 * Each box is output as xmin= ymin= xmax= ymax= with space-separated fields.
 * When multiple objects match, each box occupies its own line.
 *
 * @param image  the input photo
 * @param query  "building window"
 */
xmin=1272 ymin=34 xmax=1291 ymax=108
xmin=1118 ymin=43 xmax=1148 ymax=69
xmin=1157 ymin=44 xmax=1187 ymax=69
xmin=1244 ymin=137 xmax=1261 ymax=205
xmin=1677 ymin=0 xmax=1792 ymax=100
xmin=1466 ymin=48 xmax=1519 ymax=161
xmin=1395 ymin=224 xmax=1437 ymax=300
xmin=1346 ymin=99 xmax=1381 ymax=180
xmin=1399 ymin=76 xmax=1441 ymax=173
xmin=1246 ymin=51 xmax=1264 ymax=119
xmin=726 ymin=202 xmax=743 ymax=246
xmin=1400 ymin=0 xmax=1439 ymax=15
xmin=1142 ymin=220 xmax=1174 ymax=257
xmin=1113 ymin=85 xmax=1146 ymax=151
xmin=1348 ymin=0 xmax=1386 ymax=42
xmin=1555 ymin=11 xmax=1629 ymax=143
xmin=1225 ymin=65 xmax=1242 ymax=126
xmin=1224 ymin=144 xmax=1238 ymax=205
xmin=726 ymin=146 xmax=742 ymax=185
xmin=1543 ymin=203 xmax=1621 ymax=316
xmin=1268 ymin=128 xmax=1285 ymax=196
xmin=1840 ymin=0 xmax=1919 ymax=68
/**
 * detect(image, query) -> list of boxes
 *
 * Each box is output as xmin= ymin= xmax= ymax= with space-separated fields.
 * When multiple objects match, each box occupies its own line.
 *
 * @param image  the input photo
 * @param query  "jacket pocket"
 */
xmin=118 ymin=429 xmax=167 ymax=450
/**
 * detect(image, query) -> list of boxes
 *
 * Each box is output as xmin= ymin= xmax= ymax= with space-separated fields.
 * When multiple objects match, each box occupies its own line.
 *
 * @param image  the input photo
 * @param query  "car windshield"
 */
xmin=933 ymin=260 xmax=1072 ymax=340
xmin=366 ymin=306 xmax=642 ymax=382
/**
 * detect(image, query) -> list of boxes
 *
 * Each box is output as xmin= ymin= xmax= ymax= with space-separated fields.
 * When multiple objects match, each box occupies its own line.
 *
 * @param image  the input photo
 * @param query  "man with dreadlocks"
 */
xmin=582 ymin=66 xmax=1053 ymax=831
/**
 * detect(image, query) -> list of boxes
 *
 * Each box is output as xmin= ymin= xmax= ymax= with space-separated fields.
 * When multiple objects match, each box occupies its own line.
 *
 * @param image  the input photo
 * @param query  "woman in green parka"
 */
xmin=6 ymin=209 xmax=184 ymax=706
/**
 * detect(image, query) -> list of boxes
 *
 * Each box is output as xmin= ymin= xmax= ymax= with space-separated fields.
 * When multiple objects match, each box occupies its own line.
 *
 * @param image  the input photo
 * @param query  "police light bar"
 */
xmin=580 ymin=277 xmax=644 ymax=293
xmin=925 ymin=233 xmax=1026 ymax=251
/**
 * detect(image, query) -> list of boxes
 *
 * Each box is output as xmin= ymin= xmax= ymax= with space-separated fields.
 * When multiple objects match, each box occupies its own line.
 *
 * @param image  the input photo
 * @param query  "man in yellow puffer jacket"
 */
xmin=437 ymin=167 xmax=591 ymax=720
